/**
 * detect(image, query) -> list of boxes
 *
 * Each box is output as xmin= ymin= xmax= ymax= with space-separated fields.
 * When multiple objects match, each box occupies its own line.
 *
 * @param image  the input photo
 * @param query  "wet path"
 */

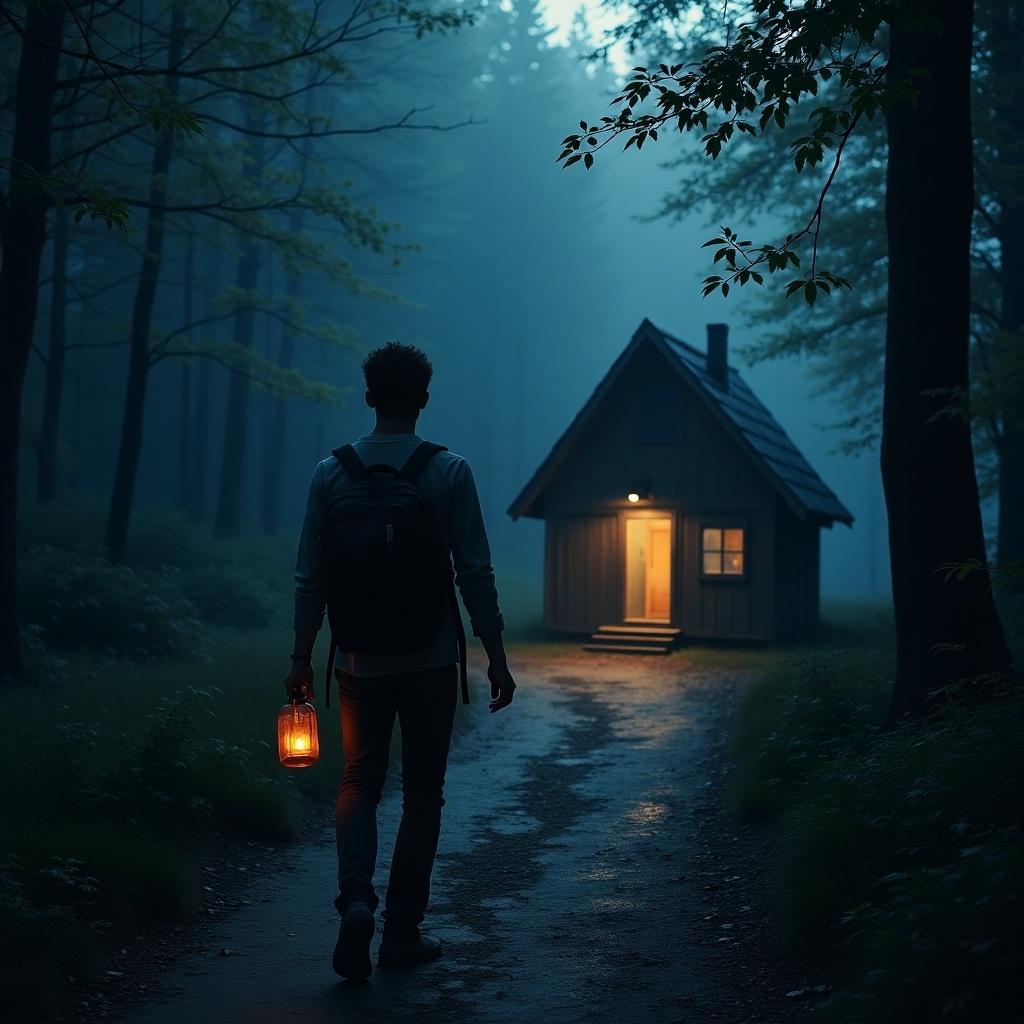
xmin=121 ymin=657 xmax=743 ymax=1024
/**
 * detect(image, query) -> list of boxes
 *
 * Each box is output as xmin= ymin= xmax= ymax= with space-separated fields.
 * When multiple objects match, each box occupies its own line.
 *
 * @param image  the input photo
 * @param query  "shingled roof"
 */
xmin=507 ymin=318 xmax=854 ymax=526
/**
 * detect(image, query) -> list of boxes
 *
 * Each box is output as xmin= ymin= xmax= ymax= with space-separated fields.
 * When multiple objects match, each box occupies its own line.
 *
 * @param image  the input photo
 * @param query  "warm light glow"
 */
xmin=278 ymin=698 xmax=320 ymax=768
xmin=627 ymin=492 xmax=640 ymax=503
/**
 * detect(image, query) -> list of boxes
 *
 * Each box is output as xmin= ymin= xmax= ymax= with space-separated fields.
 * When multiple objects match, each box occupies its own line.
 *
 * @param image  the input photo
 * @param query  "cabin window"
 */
xmin=701 ymin=526 xmax=745 ymax=577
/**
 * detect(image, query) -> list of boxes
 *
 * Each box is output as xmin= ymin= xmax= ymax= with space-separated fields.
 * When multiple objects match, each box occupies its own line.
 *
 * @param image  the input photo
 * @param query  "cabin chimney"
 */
xmin=706 ymin=323 xmax=729 ymax=389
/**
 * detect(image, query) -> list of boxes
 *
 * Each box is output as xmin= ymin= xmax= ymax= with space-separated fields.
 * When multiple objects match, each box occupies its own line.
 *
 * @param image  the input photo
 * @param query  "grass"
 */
xmin=3 ymin=622 xmax=486 ymax=1018
xmin=728 ymin=603 xmax=1023 ymax=1023
xmin=6 ymin=493 xmax=494 ymax=1018
xmin=0 ymin=628 xmax=341 ymax=1014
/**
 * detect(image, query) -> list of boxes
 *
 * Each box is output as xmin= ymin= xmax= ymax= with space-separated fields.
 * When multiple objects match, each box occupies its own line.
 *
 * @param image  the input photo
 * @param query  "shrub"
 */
xmin=823 ymin=831 xmax=1023 ymax=1024
xmin=19 ymin=545 xmax=204 ymax=660
xmin=179 ymin=563 xmax=278 ymax=628
xmin=0 ymin=873 xmax=104 ymax=1018
xmin=729 ymin=652 xmax=889 ymax=818
xmin=733 ymin=650 xmax=1024 ymax=1024
xmin=775 ymin=684 xmax=1024 ymax=962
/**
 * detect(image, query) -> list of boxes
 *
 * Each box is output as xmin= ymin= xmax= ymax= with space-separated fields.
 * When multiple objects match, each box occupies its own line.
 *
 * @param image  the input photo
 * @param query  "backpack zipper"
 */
xmin=385 ymin=522 xmax=395 ymax=551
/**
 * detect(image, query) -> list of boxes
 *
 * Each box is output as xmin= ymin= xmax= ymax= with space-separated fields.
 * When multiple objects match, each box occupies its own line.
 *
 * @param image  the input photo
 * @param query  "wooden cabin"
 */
xmin=507 ymin=319 xmax=853 ymax=652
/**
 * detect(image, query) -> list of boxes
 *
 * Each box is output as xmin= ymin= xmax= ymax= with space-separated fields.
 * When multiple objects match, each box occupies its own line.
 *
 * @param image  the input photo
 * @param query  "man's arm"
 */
xmin=449 ymin=459 xmax=516 ymax=712
xmin=283 ymin=464 xmax=327 ymax=701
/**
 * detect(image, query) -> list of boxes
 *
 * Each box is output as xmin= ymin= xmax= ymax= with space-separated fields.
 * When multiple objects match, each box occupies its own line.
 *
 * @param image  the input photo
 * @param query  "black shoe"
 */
xmin=333 ymin=901 xmax=375 ymax=980
xmin=377 ymin=929 xmax=443 ymax=970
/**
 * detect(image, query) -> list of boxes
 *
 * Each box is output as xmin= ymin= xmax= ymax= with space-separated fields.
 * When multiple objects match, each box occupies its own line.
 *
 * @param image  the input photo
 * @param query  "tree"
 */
xmin=0 ymin=1 xmax=65 ymax=678
xmin=0 ymin=0 xmax=475 ymax=663
xmin=650 ymin=3 xmax=1024 ymax=591
xmin=561 ymin=0 xmax=1011 ymax=717
xmin=104 ymin=1 xmax=187 ymax=562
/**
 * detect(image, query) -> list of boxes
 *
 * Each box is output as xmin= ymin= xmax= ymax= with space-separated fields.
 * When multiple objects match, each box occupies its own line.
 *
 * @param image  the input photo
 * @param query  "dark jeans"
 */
xmin=334 ymin=663 xmax=458 ymax=936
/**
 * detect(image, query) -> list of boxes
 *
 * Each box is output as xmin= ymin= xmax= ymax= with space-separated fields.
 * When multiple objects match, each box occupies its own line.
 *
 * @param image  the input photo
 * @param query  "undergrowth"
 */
xmin=730 ymin=616 xmax=1023 ymax=1024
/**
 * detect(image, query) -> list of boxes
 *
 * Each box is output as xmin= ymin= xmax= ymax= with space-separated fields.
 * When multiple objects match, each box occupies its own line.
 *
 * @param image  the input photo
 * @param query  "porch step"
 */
xmin=583 ymin=643 xmax=670 ymax=655
xmin=584 ymin=623 xmax=684 ymax=656
xmin=598 ymin=624 xmax=682 ymax=638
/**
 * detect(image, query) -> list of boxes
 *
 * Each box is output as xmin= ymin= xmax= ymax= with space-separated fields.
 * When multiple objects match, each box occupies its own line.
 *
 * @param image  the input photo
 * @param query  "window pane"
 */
xmin=724 ymin=552 xmax=744 ymax=575
xmin=724 ymin=528 xmax=745 ymax=552
xmin=703 ymin=552 xmax=722 ymax=575
xmin=702 ymin=528 xmax=722 ymax=553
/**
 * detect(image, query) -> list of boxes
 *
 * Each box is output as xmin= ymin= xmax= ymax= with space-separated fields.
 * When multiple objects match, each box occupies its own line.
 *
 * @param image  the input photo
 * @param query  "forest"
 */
xmin=1 ymin=1 xmax=1022 ymax=1022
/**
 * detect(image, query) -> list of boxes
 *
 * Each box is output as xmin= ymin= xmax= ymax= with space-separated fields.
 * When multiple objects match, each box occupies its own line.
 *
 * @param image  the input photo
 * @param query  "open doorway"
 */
xmin=625 ymin=517 xmax=673 ymax=621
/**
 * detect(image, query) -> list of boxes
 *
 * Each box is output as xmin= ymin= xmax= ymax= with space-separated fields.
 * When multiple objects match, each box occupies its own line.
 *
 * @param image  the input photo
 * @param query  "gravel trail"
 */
xmin=114 ymin=654 xmax=804 ymax=1024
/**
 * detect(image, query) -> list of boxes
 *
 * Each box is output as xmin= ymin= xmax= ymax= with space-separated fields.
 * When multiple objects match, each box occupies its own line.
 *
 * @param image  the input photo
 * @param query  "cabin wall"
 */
xmin=773 ymin=499 xmax=821 ymax=639
xmin=541 ymin=340 xmax=778 ymax=639
xmin=543 ymin=515 xmax=621 ymax=632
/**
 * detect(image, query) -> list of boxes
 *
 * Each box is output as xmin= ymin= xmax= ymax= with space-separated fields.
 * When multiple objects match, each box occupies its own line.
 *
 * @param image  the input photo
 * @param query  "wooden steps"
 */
xmin=583 ymin=623 xmax=683 ymax=656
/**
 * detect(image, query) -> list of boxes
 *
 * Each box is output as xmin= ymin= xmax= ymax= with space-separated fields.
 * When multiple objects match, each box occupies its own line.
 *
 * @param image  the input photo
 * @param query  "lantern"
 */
xmin=278 ymin=694 xmax=319 ymax=768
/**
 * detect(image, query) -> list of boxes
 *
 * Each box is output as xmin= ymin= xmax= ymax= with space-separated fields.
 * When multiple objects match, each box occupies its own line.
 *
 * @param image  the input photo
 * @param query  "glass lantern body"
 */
xmin=278 ymin=698 xmax=320 ymax=768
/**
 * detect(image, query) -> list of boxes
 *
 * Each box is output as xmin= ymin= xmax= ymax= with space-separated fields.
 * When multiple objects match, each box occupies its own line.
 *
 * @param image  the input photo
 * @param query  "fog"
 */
xmin=21 ymin=0 xmax=898 ymax=611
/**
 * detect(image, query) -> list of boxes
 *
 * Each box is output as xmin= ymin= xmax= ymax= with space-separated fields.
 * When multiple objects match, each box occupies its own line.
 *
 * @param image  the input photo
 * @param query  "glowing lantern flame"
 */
xmin=278 ymin=695 xmax=319 ymax=768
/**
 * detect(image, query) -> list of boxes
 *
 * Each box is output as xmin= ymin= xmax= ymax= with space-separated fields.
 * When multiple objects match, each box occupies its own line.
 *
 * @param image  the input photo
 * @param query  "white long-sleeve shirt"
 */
xmin=293 ymin=433 xmax=504 ymax=677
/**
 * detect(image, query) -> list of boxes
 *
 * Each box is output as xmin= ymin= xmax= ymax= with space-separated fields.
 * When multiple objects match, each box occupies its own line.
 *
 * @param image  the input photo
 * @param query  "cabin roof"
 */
xmin=507 ymin=318 xmax=855 ymax=526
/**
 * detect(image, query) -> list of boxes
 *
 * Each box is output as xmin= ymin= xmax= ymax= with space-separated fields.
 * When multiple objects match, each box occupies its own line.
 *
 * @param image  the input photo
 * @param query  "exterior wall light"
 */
xmin=627 ymin=479 xmax=652 ymax=503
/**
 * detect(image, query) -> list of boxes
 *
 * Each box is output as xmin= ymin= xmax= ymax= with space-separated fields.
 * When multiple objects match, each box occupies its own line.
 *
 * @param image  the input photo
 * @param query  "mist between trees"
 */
xmin=2 ymin=0 xmax=1022 ymax=711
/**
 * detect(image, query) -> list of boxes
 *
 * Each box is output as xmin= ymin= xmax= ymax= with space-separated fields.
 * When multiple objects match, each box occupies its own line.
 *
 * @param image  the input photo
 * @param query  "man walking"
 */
xmin=283 ymin=341 xmax=516 ymax=981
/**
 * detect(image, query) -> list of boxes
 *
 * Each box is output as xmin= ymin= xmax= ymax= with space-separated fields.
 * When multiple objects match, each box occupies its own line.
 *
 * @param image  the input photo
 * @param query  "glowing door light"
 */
xmin=278 ymin=695 xmax=320 ymax=768
xmin=627 ymin=492 xmax=641 ymax=503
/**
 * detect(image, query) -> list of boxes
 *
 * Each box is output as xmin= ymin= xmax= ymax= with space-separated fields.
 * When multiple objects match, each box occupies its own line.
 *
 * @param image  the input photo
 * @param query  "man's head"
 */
xmin=362 ymin=341 xmax=433 ymax=419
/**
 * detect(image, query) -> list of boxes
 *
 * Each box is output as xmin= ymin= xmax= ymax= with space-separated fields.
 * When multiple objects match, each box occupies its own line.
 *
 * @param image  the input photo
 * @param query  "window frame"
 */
xmin=698 ymin=520 xmax=749 ymax=582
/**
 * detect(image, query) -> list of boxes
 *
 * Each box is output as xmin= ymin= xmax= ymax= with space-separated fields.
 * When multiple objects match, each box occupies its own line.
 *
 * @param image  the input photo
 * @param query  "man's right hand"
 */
xmin=487 ymin=661 xmax=516 ymax=713
xmin=283 ymin=660 xmax=315 ymax=702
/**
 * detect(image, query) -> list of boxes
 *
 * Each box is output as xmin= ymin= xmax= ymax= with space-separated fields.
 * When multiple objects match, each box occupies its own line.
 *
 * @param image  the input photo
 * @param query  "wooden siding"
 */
xmin=773 ymin=499 xmax=820 ymax=639
xmin=544 ymin=515 xmax=620 ymax=632
xmin=540 ymin=339 xmax=782 ymax=640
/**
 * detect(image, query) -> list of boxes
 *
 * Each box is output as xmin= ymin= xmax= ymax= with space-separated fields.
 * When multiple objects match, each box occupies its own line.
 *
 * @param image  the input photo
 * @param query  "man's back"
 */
xmin=293 ymin=432 xmax=503 ymax=678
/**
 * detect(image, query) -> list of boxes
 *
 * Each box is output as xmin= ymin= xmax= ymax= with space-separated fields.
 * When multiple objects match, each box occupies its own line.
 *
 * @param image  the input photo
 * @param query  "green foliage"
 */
xmin=179 ymin=564 xmax=278 ymax=628
xmin=560 ymin=0 xmax=900 ymax=302
xmin=823 ymin=832 xmax=1022 ymax=1024
xmin=0 ymin=867 xmax=105 ymax=1017
xmin=19 ymin=545 xmax=204 ymax=660
xmin=731 ymin=648 xmax=1024 ymax=1023
xmin=0 ymin=626 xmax=344 ymax=1019
xmin=18 ymin=499 xmax=291 ymax=654
xmin=729 ymin=652 xmax=889 ymax=818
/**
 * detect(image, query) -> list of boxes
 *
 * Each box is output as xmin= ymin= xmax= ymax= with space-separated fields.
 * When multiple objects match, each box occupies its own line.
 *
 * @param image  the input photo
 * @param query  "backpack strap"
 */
xmin=399 ymin=441 xmax=447 ymax=482
xmin=324 ymin=634 xmax=337 ymax=709
xmin=450 ymin=581 xmax=470 ymax=705
xmin=332 ymin=444 xmax=367 ymax=481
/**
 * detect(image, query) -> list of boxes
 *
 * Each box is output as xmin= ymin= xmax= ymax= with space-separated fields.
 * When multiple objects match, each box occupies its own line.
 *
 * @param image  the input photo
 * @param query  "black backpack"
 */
xmin=321 ymin=441 xmax=468 ymax=705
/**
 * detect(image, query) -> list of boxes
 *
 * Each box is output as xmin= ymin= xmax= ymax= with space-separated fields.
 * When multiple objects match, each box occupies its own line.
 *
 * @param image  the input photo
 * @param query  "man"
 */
xmin=283 ymin=341 xmax=516 ymax=982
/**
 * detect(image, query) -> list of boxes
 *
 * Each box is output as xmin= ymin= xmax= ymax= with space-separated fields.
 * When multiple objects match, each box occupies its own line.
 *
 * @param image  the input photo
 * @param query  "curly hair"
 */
xmin=361 ymin=341 xmax=433 ymax=415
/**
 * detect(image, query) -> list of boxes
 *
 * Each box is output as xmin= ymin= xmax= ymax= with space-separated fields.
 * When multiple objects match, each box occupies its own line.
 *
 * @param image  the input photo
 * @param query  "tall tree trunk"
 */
xmin=0 ymin=2 xmax=65 ymax=678
xmin=992 ymin=7 xmax=1024 ymax=590
xmin=213 ymin=129 xmax=264 ymax=536
xmin=38 ymin=203 xmax=69 ymax=503
xmin=177 ymin=235 xmax=194 ymax=512
xmin=69 ymin=307 xmax=85 ymax=490
xmin=189 ymin=362 xmax=210 ymax=522
xmin=883 ymin=0 xmax=1011 ymax=721
xmin=104 ymin=7 xmax=185 ymax=562
xmin=260 ymin=212 xmax=303 ymax=535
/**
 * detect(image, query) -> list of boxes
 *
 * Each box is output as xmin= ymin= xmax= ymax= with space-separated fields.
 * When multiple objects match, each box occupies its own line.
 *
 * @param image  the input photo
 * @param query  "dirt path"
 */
xmin=110 ymin=655 xmax=811 ymax=1024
